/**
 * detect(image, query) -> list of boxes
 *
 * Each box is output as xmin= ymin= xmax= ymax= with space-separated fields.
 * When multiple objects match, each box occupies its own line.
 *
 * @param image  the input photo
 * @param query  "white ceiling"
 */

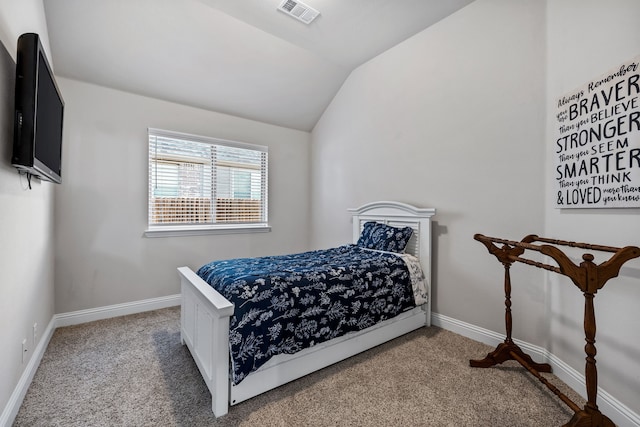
xmin=43 ymin=0 xmax=474 ymax=131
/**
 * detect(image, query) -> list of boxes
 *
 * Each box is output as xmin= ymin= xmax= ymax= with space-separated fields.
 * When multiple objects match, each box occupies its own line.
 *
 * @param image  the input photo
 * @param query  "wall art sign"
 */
xmin=554 ymin=55 xmax=640 ymax=208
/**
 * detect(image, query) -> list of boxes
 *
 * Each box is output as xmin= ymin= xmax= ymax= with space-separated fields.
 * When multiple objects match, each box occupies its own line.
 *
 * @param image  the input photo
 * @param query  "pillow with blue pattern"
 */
xmin=356 ymin=221 xmax=413 ymax=253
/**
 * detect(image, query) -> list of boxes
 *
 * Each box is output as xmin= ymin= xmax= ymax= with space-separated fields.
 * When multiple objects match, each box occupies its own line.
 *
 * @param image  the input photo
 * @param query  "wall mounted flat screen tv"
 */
xmin=12 ymin=33 xmax=64 ymax=184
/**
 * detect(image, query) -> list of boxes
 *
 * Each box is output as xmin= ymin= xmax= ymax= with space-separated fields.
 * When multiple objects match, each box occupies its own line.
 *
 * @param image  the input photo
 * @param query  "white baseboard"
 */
xmin=54 ymin=294 xmax=181 ymax=327
xmin=0 ymin=318 xmax=56 ymax=427
xmin=0 ymin=294 xmax=181 ymax=427
xmin=431 ymin=312 xmax=640 ymax=427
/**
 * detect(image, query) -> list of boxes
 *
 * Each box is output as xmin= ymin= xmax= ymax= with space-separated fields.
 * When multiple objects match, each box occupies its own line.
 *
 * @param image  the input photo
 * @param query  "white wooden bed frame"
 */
xmin=178 ymin=201 xmax=436 ymax=417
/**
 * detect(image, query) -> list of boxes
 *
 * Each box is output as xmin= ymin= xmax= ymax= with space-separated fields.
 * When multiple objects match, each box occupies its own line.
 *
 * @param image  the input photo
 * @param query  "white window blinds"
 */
xmin=148 ymin=128 xmax=268 ymax=229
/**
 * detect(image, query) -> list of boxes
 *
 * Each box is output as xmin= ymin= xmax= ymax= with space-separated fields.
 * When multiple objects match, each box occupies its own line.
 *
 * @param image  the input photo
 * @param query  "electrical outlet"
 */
xmin=22 ymin=339 xmax=27 ymax=364
xmin=33 ymin=323 xmax=38 ymax=345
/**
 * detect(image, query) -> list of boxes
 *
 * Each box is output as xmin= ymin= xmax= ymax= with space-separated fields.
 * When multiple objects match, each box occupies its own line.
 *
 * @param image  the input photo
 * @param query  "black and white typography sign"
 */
xmin=554 ymin=55 xmax=640 ymax=208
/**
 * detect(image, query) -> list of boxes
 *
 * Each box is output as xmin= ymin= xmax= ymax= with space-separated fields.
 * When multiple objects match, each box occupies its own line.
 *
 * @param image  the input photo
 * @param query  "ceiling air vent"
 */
xmin=277 ymin=0 xmax=320 ymax=24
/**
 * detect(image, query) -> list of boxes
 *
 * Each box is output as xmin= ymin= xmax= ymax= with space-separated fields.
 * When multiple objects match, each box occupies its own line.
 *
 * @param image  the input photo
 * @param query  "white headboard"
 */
xmin=348 ymin=201 xmax=436 ymax=309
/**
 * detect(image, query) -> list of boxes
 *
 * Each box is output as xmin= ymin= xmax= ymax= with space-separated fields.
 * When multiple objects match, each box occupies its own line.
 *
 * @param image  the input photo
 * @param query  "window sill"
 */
xmin=144 ymin=224 xmax=271 ymax=238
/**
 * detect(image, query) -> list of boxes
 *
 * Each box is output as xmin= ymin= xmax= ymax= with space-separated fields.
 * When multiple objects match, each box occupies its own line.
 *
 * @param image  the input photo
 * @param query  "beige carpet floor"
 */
xmin=14 ymin=306 xmax=586 ymax=426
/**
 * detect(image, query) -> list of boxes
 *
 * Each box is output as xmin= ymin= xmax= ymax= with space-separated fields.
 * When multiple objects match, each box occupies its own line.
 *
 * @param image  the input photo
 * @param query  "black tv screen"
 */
xmin=12 ymin=33 xmax=64 ymax=184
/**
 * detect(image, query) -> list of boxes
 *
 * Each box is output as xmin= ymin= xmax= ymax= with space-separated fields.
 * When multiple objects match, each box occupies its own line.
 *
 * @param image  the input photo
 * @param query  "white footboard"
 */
xmin=178 ymin=266 xmax=233 ymax=417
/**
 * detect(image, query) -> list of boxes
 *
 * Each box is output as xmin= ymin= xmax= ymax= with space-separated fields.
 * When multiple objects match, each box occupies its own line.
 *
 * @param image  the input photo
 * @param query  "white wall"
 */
xmin=0 ymin=0 xmax=55 ymax=416
xmin=54 ymin=79 xmax=310 ymax=313
xmin=311 ymin=0 xmax=548 ymax=343
xmin=545 ymin=0 xmax=640 ymax=415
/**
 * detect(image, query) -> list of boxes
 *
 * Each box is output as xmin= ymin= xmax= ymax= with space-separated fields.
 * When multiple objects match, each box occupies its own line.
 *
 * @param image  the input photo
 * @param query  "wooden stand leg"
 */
xmin=563 ymin=406 xmax=615 ymax=427
xmin=469 ymin=263 xmax=551 ymax=372
xmin=561 ymin=289 xmax=614 ymax=427
xmin=470 ymin=341 xmax=552 ymax=372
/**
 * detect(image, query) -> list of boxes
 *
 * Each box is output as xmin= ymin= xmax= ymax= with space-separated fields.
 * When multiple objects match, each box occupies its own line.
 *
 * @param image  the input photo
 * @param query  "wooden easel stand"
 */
xmin=470 ymin=234 xmax=640 ymax=427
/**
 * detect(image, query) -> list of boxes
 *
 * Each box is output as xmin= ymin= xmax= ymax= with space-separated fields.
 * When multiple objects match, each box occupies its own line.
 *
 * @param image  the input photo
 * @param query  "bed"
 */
xmin=178 ymin=201 xmax=436 ymax=417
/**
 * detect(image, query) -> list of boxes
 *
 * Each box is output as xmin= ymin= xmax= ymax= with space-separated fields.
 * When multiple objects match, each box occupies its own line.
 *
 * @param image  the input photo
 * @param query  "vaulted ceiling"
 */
xmin=44 ymin=0 xmax=474 ymax=131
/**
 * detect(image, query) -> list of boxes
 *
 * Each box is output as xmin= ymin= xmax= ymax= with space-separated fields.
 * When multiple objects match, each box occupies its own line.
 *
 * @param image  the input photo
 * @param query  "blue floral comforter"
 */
xmin=197 ymin=244 xmax=424 ymax=385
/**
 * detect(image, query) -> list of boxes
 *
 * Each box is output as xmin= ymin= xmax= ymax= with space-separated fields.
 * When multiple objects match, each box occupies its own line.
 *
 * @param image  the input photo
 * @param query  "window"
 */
xmin=146 ymin=128 xmax=269 ymax=236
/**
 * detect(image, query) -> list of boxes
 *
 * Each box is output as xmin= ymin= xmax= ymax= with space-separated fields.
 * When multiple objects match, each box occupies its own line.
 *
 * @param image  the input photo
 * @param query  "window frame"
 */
xmin=144 ymin=128 xmax=270 ymax=238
